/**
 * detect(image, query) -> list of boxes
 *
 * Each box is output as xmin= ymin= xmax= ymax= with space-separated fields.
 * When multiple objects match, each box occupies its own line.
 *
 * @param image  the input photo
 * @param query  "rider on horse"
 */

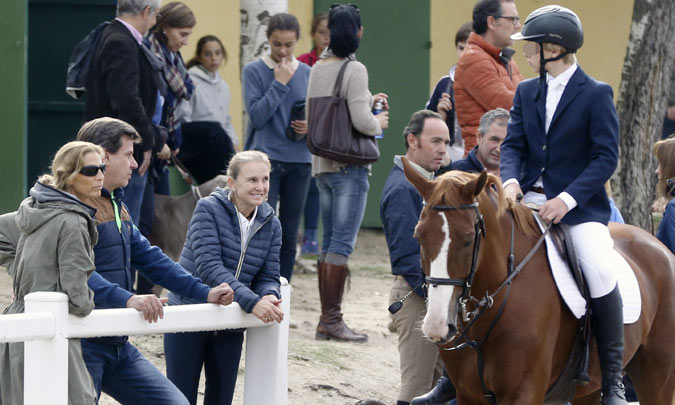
xmin=501 ymin=6 xmax=629 ymax=404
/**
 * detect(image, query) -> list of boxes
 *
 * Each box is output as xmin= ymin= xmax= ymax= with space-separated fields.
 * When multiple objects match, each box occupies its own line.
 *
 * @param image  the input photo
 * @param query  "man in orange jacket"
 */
xmin=454 ymin=0 xmax=524 ymax=156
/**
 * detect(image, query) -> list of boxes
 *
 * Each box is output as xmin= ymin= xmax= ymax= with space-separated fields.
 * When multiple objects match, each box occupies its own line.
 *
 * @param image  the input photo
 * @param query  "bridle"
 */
xmin=425 ymin=201 xmax=485 ymax=310
xmin=422 ymin=199 xmax=550 ymax=404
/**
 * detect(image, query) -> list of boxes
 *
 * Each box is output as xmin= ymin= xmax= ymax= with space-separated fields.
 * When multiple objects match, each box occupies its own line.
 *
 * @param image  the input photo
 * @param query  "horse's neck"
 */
xmin=475 ymin=212 xmax=516 ymax=290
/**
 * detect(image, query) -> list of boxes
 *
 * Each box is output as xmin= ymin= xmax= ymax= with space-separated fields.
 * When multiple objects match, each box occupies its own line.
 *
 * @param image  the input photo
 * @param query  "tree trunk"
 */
xmin=611 ymin=0 xmax=675 ymax=230
xmin=239 ymin=0 xmax=288 ymax=140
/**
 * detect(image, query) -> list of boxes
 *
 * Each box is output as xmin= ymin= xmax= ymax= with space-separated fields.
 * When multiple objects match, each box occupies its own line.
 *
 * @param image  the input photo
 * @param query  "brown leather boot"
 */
xmin=316 ymin=263 xmax=368 ymax=342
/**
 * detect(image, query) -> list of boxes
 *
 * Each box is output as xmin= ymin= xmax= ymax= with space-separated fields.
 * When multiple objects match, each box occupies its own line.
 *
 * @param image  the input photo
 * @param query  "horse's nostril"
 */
xmin=446 ymin=323 xmax=457 ymax=337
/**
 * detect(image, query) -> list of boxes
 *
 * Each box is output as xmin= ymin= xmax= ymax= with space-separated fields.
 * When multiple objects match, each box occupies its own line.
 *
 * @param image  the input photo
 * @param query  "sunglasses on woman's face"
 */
xmin=80 ymin=164 xmax=106 ymax=177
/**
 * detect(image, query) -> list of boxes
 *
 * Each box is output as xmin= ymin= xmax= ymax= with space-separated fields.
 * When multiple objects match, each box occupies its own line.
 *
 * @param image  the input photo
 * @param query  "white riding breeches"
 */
xmin=567 ymin=222 xmax=625 ymax=298
xmin=522 ymin=191 xmax=625 ymax=298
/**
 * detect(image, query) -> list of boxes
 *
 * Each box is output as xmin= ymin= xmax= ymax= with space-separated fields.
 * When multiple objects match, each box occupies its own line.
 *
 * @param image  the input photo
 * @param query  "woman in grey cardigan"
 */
xmin=306 ymin=3 xmax=389 ymax=343
xmin=0 ymin=141 xmax=104 ymax=404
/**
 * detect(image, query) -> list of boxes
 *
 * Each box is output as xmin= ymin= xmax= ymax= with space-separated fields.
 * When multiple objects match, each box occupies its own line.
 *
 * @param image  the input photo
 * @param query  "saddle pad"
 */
xmin=533 ymin=216 xmax=641 ymax=324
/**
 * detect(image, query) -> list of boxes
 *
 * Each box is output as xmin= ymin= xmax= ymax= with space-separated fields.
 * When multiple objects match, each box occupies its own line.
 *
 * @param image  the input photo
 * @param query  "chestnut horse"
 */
xmin=401 ymin=158 xmax=675 ymax=404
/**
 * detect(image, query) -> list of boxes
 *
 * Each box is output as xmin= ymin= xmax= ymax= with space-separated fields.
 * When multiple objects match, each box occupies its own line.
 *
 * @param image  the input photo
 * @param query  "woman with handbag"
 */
xmin=306 ymin=3 xmax=389 ymax=343
xmin=242 ymin=12 xmax=311 ymax=282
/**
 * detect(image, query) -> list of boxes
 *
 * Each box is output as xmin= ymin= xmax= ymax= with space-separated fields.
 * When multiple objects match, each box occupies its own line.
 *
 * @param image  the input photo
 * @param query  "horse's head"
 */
xmin=402 ymin=157 xmax=505 ymax=344
xmin=198 ymin=174 xmax=229 ymax=197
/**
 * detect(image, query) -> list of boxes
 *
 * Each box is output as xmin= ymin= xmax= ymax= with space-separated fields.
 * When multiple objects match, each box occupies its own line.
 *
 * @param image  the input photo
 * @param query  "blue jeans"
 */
xmin=122 ymin=169 xmax=148 ymax=226
xmin=316 ymin=165 xmax=369 ymax=257
xmin=303 ymin=177 xmax=320 ymax=231
xmin=81 ymin=339 xmax=188 ymax=405
xmin=164 ymin=330 xmax=244 ymax=405
xmin=268 ymin=161 xmax=312 ymax=281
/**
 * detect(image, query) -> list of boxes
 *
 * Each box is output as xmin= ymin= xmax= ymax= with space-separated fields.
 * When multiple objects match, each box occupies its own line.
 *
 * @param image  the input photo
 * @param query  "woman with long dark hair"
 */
xmin=178 ymin=34 xmax=237 ymax=183
xmin=306 ymin=3 xmax=389 ymax=343
xmin=242 ymin=12 xmax=311 ymax=282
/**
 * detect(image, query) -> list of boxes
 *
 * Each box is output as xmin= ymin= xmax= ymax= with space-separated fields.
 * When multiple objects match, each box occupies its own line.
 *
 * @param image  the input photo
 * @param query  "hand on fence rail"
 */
xmin=207 ymin=282 xmax=235 ymax=306
xmin=252 ymin=294 xmax=285 ymax=323
xmin=126 ymin=295 xmax=168 ymax=323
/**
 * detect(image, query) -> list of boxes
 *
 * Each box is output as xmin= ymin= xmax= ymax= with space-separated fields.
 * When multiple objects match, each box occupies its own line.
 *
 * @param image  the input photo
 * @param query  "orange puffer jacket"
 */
xmin=454 ymin=32 xmax=523 ymax=156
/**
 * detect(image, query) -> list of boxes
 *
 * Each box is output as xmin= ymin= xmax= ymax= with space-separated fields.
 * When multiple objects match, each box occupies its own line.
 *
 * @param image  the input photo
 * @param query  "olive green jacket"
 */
xmin=0 ymin=182 xmax=98 ymax=405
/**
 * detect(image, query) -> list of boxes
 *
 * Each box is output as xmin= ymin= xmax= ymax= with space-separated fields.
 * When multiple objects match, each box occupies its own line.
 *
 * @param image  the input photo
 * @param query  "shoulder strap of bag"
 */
xmin=332 ymin=60 xmax=352 ymax=97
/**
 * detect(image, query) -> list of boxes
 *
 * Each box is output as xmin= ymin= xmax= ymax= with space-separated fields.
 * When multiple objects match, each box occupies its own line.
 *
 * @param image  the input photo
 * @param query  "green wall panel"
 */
xmin=27 ymin=0 xmax=115 ymax=185
xmin=0 ymin=0 xmax=27 ymax=213
xmin=314 ymin=0 xmax=431 ymax=227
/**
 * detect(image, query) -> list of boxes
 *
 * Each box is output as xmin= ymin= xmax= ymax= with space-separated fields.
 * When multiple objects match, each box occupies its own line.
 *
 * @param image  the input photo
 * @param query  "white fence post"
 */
xmin=24 ymin=292 xmax=69 ymax=405
xmin=243 ymin=283 xmax=292 ymax=405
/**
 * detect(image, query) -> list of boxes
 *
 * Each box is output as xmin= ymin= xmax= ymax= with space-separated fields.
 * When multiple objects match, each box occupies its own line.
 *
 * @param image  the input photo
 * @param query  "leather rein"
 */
xmin=424 ymin=200 xmax=550 ymax=403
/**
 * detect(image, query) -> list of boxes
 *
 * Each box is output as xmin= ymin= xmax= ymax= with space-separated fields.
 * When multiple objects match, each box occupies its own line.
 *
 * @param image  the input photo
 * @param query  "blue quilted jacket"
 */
xmin=169 ymin=188 xmax=282 ymax=313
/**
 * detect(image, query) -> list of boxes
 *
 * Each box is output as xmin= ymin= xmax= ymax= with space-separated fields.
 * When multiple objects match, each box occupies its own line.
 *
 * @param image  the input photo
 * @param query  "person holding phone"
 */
xmin=242 ymin=12 xmax=311 ymax=282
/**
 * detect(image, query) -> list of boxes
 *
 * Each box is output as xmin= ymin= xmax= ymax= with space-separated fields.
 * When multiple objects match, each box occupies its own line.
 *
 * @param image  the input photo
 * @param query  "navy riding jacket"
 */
xmin=500 ymin=67 xmax=619 ymax=225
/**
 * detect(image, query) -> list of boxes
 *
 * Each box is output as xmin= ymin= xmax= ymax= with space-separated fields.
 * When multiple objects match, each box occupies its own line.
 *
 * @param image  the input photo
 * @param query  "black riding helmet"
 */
xmin=511 ymin=5 xmax=584 ymax=99
xmin=512 ymin=5 xmax=583 ymax=51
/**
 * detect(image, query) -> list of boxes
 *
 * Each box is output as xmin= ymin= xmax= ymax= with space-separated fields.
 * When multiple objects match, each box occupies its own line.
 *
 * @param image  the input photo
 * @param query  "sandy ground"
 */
xmin=0 ymin=230 xmax=403 ymax=405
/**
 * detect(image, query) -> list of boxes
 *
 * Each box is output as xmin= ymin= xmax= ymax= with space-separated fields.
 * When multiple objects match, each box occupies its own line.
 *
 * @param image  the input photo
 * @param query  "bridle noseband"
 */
xmin=425 ymin=201 xmax=485 ymax=311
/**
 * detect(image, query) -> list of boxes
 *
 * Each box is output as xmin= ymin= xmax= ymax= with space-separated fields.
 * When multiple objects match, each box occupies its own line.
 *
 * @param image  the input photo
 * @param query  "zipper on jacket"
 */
xmin=110 ymin=191 xmax=122 ymax=233
xmin=233 ymin=208 xmax=273 ymax=280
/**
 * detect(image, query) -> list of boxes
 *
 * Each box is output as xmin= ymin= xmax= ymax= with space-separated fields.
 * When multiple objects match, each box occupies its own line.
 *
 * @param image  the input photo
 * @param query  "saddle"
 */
xmin=542 ymin=220 xmax=592 ymax=404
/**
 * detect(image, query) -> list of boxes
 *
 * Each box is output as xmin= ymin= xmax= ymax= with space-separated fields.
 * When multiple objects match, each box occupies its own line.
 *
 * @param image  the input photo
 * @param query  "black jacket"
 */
xmin=84 ymin=20 xmax=162 ymax=160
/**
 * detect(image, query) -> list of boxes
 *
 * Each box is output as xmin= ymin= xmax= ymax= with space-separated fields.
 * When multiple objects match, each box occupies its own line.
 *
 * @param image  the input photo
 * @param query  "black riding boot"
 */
xmin=410 ymin=370 xmax=456 ymax=404
xmin=591 ymin=285 xmax=628 ymax=405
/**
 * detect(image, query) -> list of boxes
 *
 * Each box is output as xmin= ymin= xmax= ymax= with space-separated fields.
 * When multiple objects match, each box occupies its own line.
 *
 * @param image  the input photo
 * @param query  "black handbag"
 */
xmin=307 ymin=60 xmax=380 ymax=165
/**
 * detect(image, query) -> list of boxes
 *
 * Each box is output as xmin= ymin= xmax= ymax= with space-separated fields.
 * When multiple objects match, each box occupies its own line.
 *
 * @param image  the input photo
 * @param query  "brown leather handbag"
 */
xmin=307 ymin=60 xmax=380 ymax=165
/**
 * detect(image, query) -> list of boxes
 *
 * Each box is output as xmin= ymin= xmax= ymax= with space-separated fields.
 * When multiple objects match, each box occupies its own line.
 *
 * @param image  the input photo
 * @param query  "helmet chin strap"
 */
xmin=535 ymin=44 xmax=570 ymax=101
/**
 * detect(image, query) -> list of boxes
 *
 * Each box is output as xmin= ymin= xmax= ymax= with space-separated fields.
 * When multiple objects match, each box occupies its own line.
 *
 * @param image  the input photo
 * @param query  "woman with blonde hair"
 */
xmin=164 ymin=150 xmax=283 ymax=404
xmin=654 ymin=137 xmax=675 ymax=253
xmin=0 ymin=141 xmax=105 ymax=404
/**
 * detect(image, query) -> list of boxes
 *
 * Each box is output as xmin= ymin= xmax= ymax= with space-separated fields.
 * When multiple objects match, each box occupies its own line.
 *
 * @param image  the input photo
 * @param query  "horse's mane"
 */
xmin=429 ymin=171 xmax=540 ymax=237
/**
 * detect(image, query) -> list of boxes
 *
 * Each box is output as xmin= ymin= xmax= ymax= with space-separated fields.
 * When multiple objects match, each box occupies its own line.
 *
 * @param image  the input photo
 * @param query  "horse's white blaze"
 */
xmin=422 ymin=212 xmax=455 ymax=341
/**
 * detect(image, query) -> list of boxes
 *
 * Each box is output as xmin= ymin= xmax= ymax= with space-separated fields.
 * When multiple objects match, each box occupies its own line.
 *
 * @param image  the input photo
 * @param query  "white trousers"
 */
xmin=524 ymin=191 xmax=626 ymax=298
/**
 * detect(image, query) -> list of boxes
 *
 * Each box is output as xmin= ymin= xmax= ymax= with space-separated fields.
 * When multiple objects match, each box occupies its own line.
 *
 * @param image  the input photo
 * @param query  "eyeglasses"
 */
xmin=79 ymin=164 xmax=106 ymax=177
xmin=495 ymin=15 xmax=520 ymax=24
xmin=330 ymin=3 xmax=359 ymax=11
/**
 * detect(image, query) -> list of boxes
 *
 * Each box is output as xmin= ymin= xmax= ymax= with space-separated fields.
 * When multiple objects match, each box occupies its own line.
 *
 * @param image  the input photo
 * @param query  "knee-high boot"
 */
xmin=591 ymin=285 xmax=628 ymax=405
xmin=316 ymin=262 xmax=368 ymax=342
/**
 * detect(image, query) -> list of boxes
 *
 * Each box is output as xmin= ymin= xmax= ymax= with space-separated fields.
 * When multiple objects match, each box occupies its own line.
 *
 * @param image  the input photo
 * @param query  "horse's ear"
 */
xmin=402 ymin=157 xmax=433 ymax=200
xmin=463 ymin=170 xmax=488 ymax=200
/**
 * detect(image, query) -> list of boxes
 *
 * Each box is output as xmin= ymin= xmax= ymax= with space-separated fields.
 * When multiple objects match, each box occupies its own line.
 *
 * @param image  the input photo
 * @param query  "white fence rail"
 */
xmin=0 ymin=284 xmax=292 ymax=405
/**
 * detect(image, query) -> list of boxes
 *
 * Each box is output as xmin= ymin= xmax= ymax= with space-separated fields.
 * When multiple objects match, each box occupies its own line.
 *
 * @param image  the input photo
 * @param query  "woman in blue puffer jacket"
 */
xmin=163 ymin=150 xmax=284 ymax=405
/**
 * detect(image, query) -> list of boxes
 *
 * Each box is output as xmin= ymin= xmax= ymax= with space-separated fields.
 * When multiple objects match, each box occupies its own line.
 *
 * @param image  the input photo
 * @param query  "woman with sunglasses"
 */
xmin=306 ymin=3 xmax=389 ymax=343
xmin=0 ymin=141 xmax=105 ymax=405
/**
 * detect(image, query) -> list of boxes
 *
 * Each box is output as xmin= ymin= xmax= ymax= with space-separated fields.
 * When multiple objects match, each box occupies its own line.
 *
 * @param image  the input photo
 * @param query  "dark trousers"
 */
xmin=304 ymin=177 xmax=320 ymax=231
xmin=164 ymin=330 xmax=245 ymax=405
xmin=135 ymin=163 xmax=171 ymax=295
xmin=268 ymin=160 xmax=312 ymax=281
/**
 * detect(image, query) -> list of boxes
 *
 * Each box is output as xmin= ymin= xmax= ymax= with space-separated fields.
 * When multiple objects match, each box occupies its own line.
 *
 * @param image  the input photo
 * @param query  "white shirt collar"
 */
xmin=261 ymin=53 xmax=299 ymax=71
xmin=546 ymin=63 xmax=578 ymax=90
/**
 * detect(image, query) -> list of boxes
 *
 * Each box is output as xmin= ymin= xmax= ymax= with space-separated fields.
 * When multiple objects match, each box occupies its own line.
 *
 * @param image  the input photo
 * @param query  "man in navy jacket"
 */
xmin=77 ymin=117 xmax=234 ymax=404
xmin=501 ymin=6 xmax=628 ymax=404
xmin=380 ymin=110 xmax=451 ymax=405
xmin=450 ymin=108 xmax=509 ymax=176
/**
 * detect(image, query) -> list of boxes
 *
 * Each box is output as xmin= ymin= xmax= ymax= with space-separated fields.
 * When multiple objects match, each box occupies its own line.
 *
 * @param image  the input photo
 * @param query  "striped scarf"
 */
xmin=146 ymin=33 xmax=193 ymax=137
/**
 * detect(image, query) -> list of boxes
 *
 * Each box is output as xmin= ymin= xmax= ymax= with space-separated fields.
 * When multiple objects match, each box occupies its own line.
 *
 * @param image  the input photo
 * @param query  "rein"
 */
xmin=425 ymin=201 xmax=551 ymax=403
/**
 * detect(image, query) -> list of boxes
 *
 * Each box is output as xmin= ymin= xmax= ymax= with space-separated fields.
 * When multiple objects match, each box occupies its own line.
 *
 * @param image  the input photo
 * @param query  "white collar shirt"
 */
xmin=545 ymin=63 xmax=578 ymax=133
